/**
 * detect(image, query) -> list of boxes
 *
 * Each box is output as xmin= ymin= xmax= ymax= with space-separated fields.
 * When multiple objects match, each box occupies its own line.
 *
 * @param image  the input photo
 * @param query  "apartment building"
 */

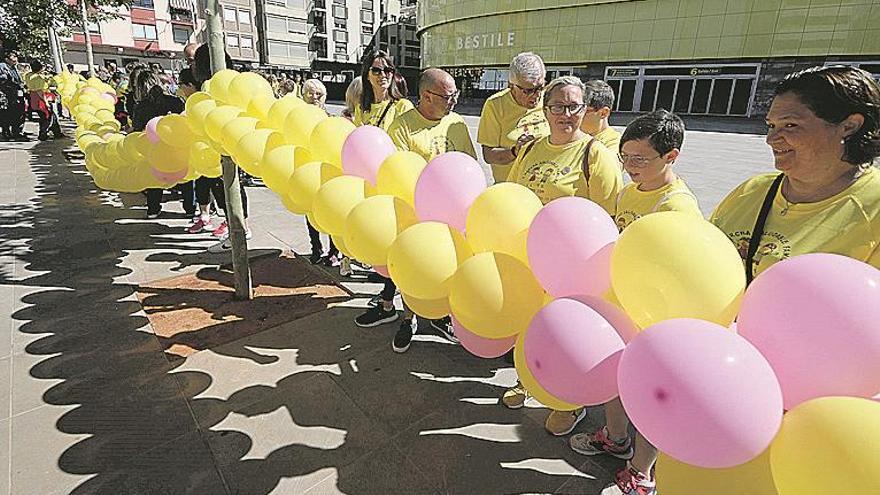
xmin=221 ymin=0 xmax=260 ymax=65
xmin=256 ymin=0 xmax=310 ymax=69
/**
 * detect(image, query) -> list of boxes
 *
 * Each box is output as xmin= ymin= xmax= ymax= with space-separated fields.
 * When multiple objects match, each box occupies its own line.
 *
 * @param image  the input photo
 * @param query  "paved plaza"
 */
xmin=0 ymin=119 xmax=773 ymax=495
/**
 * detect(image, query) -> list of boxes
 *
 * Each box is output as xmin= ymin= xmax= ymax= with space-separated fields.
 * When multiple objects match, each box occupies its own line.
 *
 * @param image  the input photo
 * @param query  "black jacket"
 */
xmin=130 ymin=89 xmax=184 ymax=132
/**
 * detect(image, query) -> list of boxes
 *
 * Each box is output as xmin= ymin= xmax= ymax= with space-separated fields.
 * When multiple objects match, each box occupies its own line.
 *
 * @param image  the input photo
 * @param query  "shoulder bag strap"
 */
xmin=746 ymin=173 xmax=785 ymax=284
xmin=375 ymin=100 xmax=394 ymax=127
xmin=581 ymin=138 xmax=596 ymax=184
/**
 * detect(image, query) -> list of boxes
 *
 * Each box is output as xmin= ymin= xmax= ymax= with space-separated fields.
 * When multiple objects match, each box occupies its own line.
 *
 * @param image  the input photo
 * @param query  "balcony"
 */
xmin=309 ymin=0 xmax=326 ymax=11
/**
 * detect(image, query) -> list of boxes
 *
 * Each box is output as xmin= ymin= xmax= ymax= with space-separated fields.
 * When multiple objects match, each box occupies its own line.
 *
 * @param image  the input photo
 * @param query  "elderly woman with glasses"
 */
xmin=354 ymin=51 xmax=413 ymax=130
xmin=504 ymin=75 xmax=623 ymax=437
xmin=478 ymin=52 xmax=551 ymax=183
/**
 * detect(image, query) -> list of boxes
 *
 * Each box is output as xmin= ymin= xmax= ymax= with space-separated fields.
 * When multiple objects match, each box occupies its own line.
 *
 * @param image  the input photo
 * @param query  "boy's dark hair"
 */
xmin=29 ymin=60 xmax=43 ymax=72
xmin=585 ymin=79 xmax=615 ymax=110
xmin=178 ymin=67 xmax=197 ymax=87
xmin=620 ymin=109 xmax=685 ymax=155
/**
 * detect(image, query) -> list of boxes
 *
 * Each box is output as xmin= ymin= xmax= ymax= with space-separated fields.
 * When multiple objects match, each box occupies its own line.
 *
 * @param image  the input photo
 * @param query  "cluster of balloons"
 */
xmin=63 ymin=69 xmax=880 ymax=494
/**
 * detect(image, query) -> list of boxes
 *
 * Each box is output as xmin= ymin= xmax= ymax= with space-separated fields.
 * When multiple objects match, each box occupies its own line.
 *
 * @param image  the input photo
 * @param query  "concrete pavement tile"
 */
xmin=392 ymin=402 xmax=608 ymax=494
xmin=0 ymin=419 xmax=8 ymax=495
xmin=554 ymin=458 xmax=621 ymax=495
xmin=10 ymin=351 xmax=63 ymax=416
xmin=9 ymin=404 xmax=91 ymax=495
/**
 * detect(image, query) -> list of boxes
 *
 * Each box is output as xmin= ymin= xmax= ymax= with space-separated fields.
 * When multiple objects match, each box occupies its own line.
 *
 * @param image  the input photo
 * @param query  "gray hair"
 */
xmin=345 ymin=76 xmax=363 ymax=115
xmin=544 ymin=76 xmax=586 ymax=103
xmin=508 ymin=52 xmax=545 ymax=86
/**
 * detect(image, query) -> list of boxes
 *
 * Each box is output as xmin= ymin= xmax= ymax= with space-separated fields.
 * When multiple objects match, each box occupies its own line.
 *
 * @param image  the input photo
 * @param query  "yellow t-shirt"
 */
xmin=710 ymin=168 xmax=880 ymax=276
xmin=614 ymin=178 xmax=702 ymax=231
xmin=477 ymin=88 xmax=550 ymax=183
xmin=25 ymin=72 xmax=50 ymax=92
xmin=354 ymin=98 xmax=414 ymax=131
xmin=387 ymin=108 xmax=477 ymax=162
xmin=594 ymin=126 xmax=622 ymax=155
xmin=507 ymin=135 xmax=624 ymax=214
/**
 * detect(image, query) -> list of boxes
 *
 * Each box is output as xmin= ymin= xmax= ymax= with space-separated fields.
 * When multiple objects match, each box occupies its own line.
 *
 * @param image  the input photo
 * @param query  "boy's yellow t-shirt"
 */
xmin=594 ymin=126 xmax=622 ymax=155
xmin=25 ymin=72 xmax=50 ymax=92
xmin=354 ymin=98 xmax=414 ymax=131
xmin=614 ymin=178 xmax=702 ymax=231
xmin=387 ymin=108 xmax=477 ymax=162
xmin=477 ymin=88 xmax=550 ymax=183
xmin=710 ymin=168 xmax=880 ymax=276
xmin=507 ymin=135 xmax=624 ymax=215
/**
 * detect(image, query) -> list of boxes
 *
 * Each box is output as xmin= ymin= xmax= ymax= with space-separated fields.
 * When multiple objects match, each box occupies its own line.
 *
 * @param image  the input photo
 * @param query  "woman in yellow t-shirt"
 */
xmin=711 ymin=65 xmax=880 ymax=283
xmin=507 ymin=76 xmax=624 ymax=215
xmin=354 ymin=51 xmax=413 ymax=131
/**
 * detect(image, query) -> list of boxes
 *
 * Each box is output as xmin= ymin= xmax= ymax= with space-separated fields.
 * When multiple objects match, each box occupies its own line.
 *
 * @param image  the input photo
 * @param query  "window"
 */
xmin=332 ymin=5 xmax=346 ymax=19
xmin=172 ymin=25 xmax=193 ymax=44
xmin=362 ymin=25 xmax=372 ymax=34
xmin=267 ymin=15 xmax=287 ymax=33
xmin=267 ymin=0 xmax=285 ymax=5
xmin=289 ymin=18 xmax=307 ymax=34
xmin=226 ymin=34 xmax=239 ymax=47
xmin=239 ymin=9 xmax=251 ymax=25
xmin=334 ymin=19 xmax=346 ymax=29
xmin=131 ymin=0 xmax=154 ymax=8
xmin=361 ymin=10 xmax=374 ymax=23
xmin=362 ymin=0 xmax=373 ymax=9
xmin=287 ymin=0 xmax=305 ymax=7
xmin=223 ymin=7 xmax=237 ymax=22
xmin=131 ymin=23 xmax=158 ymax=40
xmin=268 ymin=40 xmax=308 ymax=59
xmin=730 ymin=79 xmax=753 ymax=115
xmin=709 ymin=79 xmax=734 ymax=114
xmin=674 ymin=80 xmax=693 ymax=113
xmin=335 ymin=43 xmax=347 ymax=55
xmin=361 ymin=33 xmax=372 ymax=46
xmin=240 ymin=35 xmax=253 ymax=50
xmin=333 ymin=29 xmax=347 ymax=42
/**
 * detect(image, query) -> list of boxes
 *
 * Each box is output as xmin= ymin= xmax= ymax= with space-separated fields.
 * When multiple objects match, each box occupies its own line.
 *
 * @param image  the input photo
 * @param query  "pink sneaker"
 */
xmin=612 ymin=464 xmax=656 ymax=495
xmin=212 ymin=221 xmax=228 ymax=237
xmin=187 ymin=217 xmax=210 ymax=233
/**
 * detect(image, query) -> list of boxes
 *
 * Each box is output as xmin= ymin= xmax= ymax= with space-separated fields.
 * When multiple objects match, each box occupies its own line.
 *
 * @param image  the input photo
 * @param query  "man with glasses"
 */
xmin=477 ymin=52 xmax=550 ymax=183
xmin=581 ymin=79 xmax=622 ymax=154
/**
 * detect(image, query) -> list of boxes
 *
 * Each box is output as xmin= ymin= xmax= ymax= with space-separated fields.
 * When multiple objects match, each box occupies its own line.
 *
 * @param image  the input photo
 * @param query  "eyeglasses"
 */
xmin=369 ymin=66 xmax=395 ymax=76
xmin=427 ymin=89 xmax=460 ymax=102
xmin=618 ymin=152 xmax=663 ymax=167
xmin=512 ymin=82 xmax=545 ymax=96
xmin=544 ymin=103 xmax=586 ymax=115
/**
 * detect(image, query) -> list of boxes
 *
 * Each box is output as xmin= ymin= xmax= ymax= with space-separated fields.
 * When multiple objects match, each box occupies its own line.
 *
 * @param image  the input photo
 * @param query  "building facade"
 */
xmin=257 ymin=0 xmax=310 ymax=69
xmin=419 ymin=0 xmax=880 ymax=118
xmin=221 ymin=0 xmax=261 ymax=65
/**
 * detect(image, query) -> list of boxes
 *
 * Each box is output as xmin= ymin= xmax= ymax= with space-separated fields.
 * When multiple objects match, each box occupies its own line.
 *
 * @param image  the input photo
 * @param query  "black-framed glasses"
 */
xmin=512 ymin=82 xmax=545 ymax=96
xmin=369 ymin=66 xmax=395 ymax=76
xmin=427 ymin=89 xmax=460 ymax=102
xmin=618 ymin=152 xmax=663 ymax=167
xmin=544 ymin=103 xmax=586 ymax=115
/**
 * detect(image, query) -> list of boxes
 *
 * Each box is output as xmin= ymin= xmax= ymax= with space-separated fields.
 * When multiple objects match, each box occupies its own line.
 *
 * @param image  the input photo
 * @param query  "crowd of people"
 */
xmin=7 ymin=40 xmax=880 ymax=494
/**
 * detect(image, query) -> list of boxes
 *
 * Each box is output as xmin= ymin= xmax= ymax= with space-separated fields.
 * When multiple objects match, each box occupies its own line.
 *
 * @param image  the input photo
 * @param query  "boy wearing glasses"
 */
xmin=611 ymin=109 xmax=701 ymax=231
xmin=478 ymin=52 xmax=550 ymax=183
xmin=581 ymin=79 xmax=621 ymax=154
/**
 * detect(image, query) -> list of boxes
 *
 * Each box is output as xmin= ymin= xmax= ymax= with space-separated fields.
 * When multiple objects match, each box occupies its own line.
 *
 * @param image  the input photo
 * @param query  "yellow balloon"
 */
xmin=206 ymin=69 xmax=239 ymax=103
xmin=311 ymin=175 xmax=375 ymax=236
xmin=246 ymin=91 xmax=276 ymax=121
xmin=514 ymin=332 xmax=580 ymax=411
xmin=227 ymin=72 xmax=273 ymax=110
xmin=219 ymin=116 xmax=259 ymax=156
xmin=309 ymin=116 xmax=355 ymax=168
xmin=331 ymin=234 xmax=353 ymax=258
xmin=610 ymin=211 xmax=745 ymax=329
xmin=402 ymin=292 xmax=450 ymax=320
xmin=156 ymin=114 xmax=195 ymax=148
xmin=449 ymin=252 xmax=546 ymax=339
xmin=119 ymin=133 xmax=145 ymax=163
xmin=344 ymin=195 xmax=419 ymax=266
xmin=656 ymin=450 xmax=778 ymax=495
xmin=189 ymin=141 xmax=221 ymax=177
xmin=376 ymin=151 xmax=427 ymax=207
xmin=267 ymin=94 xmax=305 ymax=130
xmin=73 ymin=104 xmax=96 ymax=116
xmin=283 ymin=105 xmax=327 ymax=147
xmin=466 ymin=183 xmax=542 ymax=264
xmin=261 ymin=145 xmax=311 ymax=193
xmin=286 ymin=161 xmax=343 ymax=214
xmin=77 ymin=133 xmax=103 ymax=153
xmin=94 ymin=108 xmax=115 ymax=122
xmin=770 ymin=397 xmax=880 ymax=495
xmin=234 ymin=128 xmax=285 ymax=176
xmin=387 ymin=222 xmax=473 ymax=301
xmin=134 ymin=132 xmax=154 ymax=157
xmin=187 ymin=99 xmax=218 ymax=135
xmin=148 ymin=142 xmax=190 ymax=173
xmin=204 ymin=105 xmax=243 ymax=145
xmin=184 ymin=91 xmax=213 ymax=113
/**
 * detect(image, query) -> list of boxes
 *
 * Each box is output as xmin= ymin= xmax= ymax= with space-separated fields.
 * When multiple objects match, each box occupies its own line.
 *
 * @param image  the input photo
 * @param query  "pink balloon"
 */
xmin=373 ymin=265 xmax=390 ymax=277
xmin=100 ymin=92 xmax=116 ymax=103
xmin=341 ymin=126 xmax=396 ymax=185
xmin=527 ymin=197 xmax=619 ymax=297
xmin=413 ymin=152 xmax=487 ymax=233
xmin=737 ymin=253 xmax=880 ymax=410
xmin=453 ymin=317 xmax=516 ymax=358
xmin=145 ymin=117 xmax=162 ymax=144
xmin=618 ymin=319 xmax=783 ymax=468
xmin=150 ymin=166 xmax=187 ymax=184
xmin=569 ymin=294 xmax=639 ymax=343
xmin=523 ymin=298 xmax=625 ymax=406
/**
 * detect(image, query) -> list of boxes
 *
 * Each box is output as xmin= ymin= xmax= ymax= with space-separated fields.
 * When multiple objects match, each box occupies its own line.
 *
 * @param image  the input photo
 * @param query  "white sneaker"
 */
xmin=339 ymin=257 xmax=352 ymax=277
xmin=207 ymin=230 xmax=251 ymax=254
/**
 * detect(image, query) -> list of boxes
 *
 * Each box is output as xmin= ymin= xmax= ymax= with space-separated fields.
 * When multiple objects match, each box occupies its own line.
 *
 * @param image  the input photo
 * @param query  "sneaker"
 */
xmin=188 ymin=217 xmax=210 ymax=233
xmin=212 ymin=221 xmax=228 ymax=237
xmin=570 ymin=426 xmax=634 ymax=460
xmin=601 ymin=464 xmax=656 ymax=495
xmin=207 ymin=238 xmax=232 ymax=254
xmin=355 ymin=305 xmax=399 ymax=328
xmin=392 ymin=315 xmax=417 ymax=353
xmin=429 ymin=316 xmax=458 ymax=343
xmin=339 ymin=257 xmax=352 ymax=277
xmin=501 ymin=382 xmax=529 ymax=409
xmin=146 ymin=211 xmax=161 ymax=219
xmin=323 ymin=254 xmax=342 ymax=267
xmin=545 ymin=408 xmax=587 ymax=436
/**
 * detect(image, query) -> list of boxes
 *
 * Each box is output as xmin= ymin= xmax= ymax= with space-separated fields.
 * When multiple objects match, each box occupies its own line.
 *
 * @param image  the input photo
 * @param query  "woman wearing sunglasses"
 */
xmin=354 ymin=51 xmax=413 ymax=130
xmin=504 ymin=76 xmax=624 ymax=438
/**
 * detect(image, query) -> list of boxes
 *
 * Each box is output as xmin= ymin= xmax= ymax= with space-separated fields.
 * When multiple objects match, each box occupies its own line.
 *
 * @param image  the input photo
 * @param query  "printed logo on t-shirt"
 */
xmin=728 ymin=229 xmax=792 ymax=269
xmin=511 ymin=114 xmax=547 ymax=140
xmin=430 ymin=136 xmax=456 ymax=156
xmin=520 ymin=160 xmax=563 ymax=199
xmin=615 ymin=210 xmax=639 ymax=232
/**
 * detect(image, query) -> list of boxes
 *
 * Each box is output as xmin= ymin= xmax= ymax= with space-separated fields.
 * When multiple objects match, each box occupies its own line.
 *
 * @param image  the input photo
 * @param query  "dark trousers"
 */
xmin=177 ymin=181 xmax=196 ymax=215
xmin=195 ymin=177 xmax=249 ymax=218
xmin=0 ymin=96 xmax=25 ymax=136
xmin=306 ymin=219 xmax=337 ymax=256
xmin=37 ymin=107 xmax=61 ymax=139
xmin=146 ymin=188 xmax=163 ymax=214
xmin=380 ymin=277 xmax=396 ymax=302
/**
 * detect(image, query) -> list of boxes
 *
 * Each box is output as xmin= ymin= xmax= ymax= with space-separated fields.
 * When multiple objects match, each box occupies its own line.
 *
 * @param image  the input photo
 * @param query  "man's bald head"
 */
xmin=417 ymin=68 xmax=459 ymax=119
xmin=419 ymin=68 xmax=454 ymax=94
xmin=184 ymin=43 xmax=200 ymax=64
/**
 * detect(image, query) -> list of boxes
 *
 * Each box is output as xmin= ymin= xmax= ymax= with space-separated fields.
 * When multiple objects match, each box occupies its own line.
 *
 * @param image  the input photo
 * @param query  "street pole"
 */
xmin=48 ymin=26 xmax=63 ymax=74
xmin=79 ymin=0 xmax=95 ymax=77
xmin=205 ymin=0 xmax=253 ymax=300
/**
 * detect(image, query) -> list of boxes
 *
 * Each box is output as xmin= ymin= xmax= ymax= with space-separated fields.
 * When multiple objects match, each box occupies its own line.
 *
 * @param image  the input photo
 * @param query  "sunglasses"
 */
xmin=512 ymin=82 xmax=545 ymax=96
xmin=369 ymin=66 xmax=395 ymax=76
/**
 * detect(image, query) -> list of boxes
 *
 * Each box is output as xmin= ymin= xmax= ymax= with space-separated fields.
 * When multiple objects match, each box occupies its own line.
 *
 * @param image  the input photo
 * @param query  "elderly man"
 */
xmin=357 ymin=68 xmax=476 ymax=353
xmin=0 ymin=50 xmax=27 ymax=140
xmin=477 ymin=52 xmax=550 ymax=182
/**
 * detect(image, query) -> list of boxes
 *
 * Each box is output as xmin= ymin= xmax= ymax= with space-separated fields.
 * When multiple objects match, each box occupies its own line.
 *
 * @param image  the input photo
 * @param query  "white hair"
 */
xmin=544 ymin=76 xmax=586 ymax=103
xmin=509 ymin=52 xmax=546 ymax=85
